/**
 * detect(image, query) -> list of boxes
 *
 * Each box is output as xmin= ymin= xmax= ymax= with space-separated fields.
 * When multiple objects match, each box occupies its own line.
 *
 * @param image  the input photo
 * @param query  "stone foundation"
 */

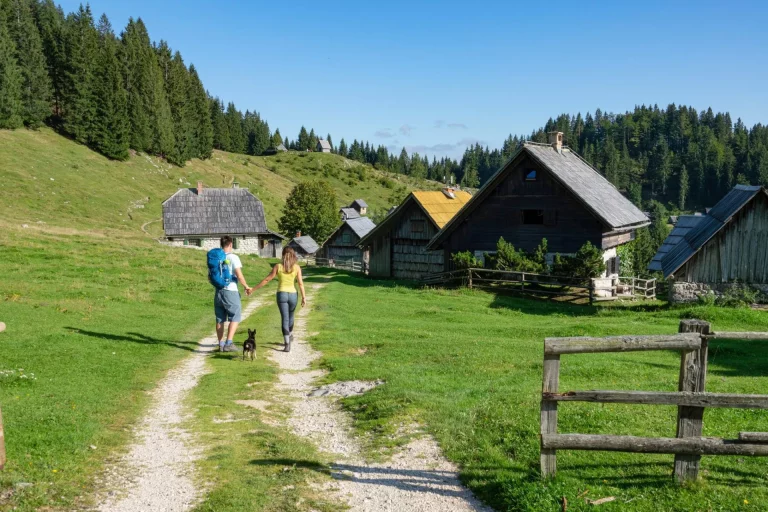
xmin=160 ymin=235 xmax=278 ymax=257
xmin=669 ymin=281 xmax=768 ymax=304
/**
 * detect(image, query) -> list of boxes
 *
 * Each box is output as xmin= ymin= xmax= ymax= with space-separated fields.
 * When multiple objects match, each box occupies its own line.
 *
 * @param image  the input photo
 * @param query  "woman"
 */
xmin=250 ymin=247 xmax=306 ymax=352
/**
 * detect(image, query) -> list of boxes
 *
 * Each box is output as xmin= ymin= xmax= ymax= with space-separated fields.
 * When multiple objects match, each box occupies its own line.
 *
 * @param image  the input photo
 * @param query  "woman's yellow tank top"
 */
xmin=277 ymin=263 xmax=298 ymax=293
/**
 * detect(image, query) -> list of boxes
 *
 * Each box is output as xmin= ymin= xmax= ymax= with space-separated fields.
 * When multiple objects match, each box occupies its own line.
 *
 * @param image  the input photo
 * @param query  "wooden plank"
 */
xmin=540 ymin=354 xmax=560 ymax=478
xmin=542 ymin=434 xmax=768 ymax=456
xmin=544 ymin=333 xmax=701 ymax=355
xmin=739 ymin=432 xmax=768 ymax=443
xmin=707 ymin=332 xmax=768 ymax=340
xmin=543 ymin=390 xmax=768 ymax=409
xmin=675 ymin=319 xmax=710 ymax=483
xmin=0 ymin=406 xmax=4 ymax=470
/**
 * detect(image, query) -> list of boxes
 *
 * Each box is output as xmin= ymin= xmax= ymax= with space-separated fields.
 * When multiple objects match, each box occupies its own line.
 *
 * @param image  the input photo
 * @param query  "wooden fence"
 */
xmin=306 ymin=257 xmax=363 ymax=273
xmin=540 ymin=319 xmax=768 ymax=482
xmin=0 ymin=406 xmax=5 ymax=470
xmin=422 ymin=268 xmax=656 ymax=302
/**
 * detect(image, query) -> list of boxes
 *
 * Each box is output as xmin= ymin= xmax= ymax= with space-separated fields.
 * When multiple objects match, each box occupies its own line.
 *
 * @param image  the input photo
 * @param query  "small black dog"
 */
xmin=242 ymin=329 xmax=256 ymax=361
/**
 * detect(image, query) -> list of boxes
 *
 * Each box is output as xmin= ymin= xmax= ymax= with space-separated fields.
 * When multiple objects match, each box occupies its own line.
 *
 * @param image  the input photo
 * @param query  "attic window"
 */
xmin=342 ymin=233 xmax=351 ymax=243
xmin=411 ymin=220 xmax=425 ymax=233
xmin=525 ymin=170 xmax=537 ymax=181
xmin=522 ymin=209 xmax=544 ymax=225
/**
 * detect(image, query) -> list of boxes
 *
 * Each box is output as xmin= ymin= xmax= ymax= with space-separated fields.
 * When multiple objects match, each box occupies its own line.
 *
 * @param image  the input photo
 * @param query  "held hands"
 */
xmin=245 ymin=286 xmax=254 ymax=296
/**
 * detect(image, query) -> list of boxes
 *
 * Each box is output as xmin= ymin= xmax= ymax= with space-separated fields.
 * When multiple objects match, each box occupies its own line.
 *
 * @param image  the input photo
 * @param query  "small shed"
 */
xmin=316 ymin=139 xmax=332 ymax=153
xmin=162 ymin=181 xmax=285 ymax=257
xmin=340 ymin=207 xmax=361 ymax=221
xmin=649 ymin=185 xmax=768 ymax=303
xmin=276 ymin=143 xmax=287 ymax=152
xmin=358 ymin=189 xmax=472 ymax=279
xmin=319 ymin=217 xmax=376 ymax=265
xmin=288 ymin=235 xmax=320 ymax=259
xmin=350 ymin=199 xmax=368 ymax=216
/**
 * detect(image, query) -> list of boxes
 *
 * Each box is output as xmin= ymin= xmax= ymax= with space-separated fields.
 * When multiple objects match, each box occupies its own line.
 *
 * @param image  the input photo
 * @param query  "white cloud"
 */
xmin=399 ymin=124 xmax=414 ymax=136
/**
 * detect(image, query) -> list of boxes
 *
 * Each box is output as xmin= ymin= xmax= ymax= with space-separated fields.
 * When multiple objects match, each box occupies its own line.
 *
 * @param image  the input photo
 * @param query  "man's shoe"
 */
xmin=223 ymin=344 xmax=238 ymax=352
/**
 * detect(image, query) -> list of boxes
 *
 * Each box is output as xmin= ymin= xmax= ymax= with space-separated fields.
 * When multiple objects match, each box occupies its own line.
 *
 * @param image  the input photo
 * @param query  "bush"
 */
xmin=451 ymin=251 xmax=481 ymax=269
xmin=716 ymin=282 xmax=759 ymax=308
xmin=551 ymin=241 xmax=605 ymax=279
xmin=495 ymin=237 xmax=544 ymax=273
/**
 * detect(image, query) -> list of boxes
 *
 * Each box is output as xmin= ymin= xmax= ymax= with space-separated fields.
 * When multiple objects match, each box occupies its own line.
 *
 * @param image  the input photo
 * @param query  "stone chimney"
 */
xmin=197 ymin=181 xmax=203 ymax=195
xmin=232 ymin=181 xmax=240 ymax=189
xmin=296 ymin=231 xmax=301 ymax=238
xmin=548 ymin=131 xmax=563 ymax=153
xmin=442 ymin=187 xmax=456 ymax=199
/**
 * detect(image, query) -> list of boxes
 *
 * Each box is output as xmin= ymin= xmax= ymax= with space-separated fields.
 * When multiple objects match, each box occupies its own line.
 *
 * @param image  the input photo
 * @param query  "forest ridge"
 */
xmin=0 ymin=1 xmax=766 ymax=212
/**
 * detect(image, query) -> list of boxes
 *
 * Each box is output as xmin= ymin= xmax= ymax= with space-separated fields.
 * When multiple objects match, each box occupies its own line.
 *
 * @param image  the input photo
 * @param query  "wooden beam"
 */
xmin=0 ymin=406 xmax=4 ymax=470
xmin=707 ymin=332 xmax=768 ymax=340
xmin=544 ymin=333 xmax=701 ymax=355
xmin=542 ymin=390 xmax=768 ymax=409
xmin=540 ymin=354 xmax=560 ymax=478
xmin=675 ymin=319 xmax=710 ymax=483
xmin=739 ymin=432 xmax=768 ymax=443
xmin=542 ymin=434 xmax=768 ymax=456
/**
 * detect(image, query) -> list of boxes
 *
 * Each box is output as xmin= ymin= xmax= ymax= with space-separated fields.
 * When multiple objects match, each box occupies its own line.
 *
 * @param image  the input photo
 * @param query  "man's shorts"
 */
xmin=214 ymin=289 xmax=242 ymax=323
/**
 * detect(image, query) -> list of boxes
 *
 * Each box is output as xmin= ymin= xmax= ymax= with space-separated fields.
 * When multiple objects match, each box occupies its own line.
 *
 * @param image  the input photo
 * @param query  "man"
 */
xmin=214 ymin=236 xmax=253 ymax=352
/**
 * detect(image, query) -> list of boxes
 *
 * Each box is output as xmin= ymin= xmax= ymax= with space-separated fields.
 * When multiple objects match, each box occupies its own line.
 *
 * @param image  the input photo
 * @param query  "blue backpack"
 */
xmin=207 ymin=248 xmax=234 ymax=289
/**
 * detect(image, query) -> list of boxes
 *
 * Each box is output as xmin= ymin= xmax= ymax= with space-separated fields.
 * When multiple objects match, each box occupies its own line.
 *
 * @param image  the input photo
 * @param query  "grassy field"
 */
xmin=0 ymin=128 xmax=438 ymax=237
xmin=303 ymin=271 xmax=768 ymax=511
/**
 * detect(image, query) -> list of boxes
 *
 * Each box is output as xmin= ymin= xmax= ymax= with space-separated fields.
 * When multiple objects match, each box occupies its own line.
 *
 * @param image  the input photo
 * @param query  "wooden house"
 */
xmin=426 ymin=132 xmax=649 ymax=276
xmin=649 ymin=185 xmax=768 ymax=303
xmin=162 ymin=181 xmax=285 ymax=257
xmin=316 ymin=139 xmax=332 ymax=153
xmin=288 ymin=235 xmax=319 ymax=259
xmin=276 ymin=143 xmax=287 ymax=152
xmin=358 ymin=189 xmax=472 ymax=279
xmin=319 ymin=217 xmax=376 ymax=264
xmin=340 ymin=199 xmax=367 ymax=221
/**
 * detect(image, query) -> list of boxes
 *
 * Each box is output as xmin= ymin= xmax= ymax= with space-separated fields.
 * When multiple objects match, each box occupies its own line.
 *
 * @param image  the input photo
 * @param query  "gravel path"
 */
xmin=271 ymin=284 xmax=492 ymax=512
xmin=95 ymin=297 xmax=265 ymax=512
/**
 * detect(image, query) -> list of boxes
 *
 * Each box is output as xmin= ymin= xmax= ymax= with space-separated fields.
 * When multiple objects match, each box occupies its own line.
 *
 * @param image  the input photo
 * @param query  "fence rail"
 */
xmin=423 ymin=268 xmax=656 ymax=302
xmin=306 ymin=257 xmax=363 ymax=273
xmin=540 ymin=319 xmax=768 ymax=483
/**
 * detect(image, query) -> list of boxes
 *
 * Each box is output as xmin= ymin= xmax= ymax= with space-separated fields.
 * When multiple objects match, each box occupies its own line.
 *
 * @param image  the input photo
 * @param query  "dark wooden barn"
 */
xmin=649 ymin=185 xmax=768 ymax=303
xmin=426 ymin=132 xmax=649 ymax=275
xmin=358 ymin=189 xmax=472 ymax=279
xmin=318 ymin=217 xmax=376 ymax=264
xmin=287 ymin=235 xmax=319 ymax=259
xmin=162 ymin=181 xmax=285 ymax=257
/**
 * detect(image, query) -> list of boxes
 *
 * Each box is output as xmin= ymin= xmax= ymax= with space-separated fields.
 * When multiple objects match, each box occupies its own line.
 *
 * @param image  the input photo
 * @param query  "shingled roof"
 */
xmin=290 ymin=235 xmax=319 ymax=255
xmin=162 ymin=187 xmax=273 ymax=237
xmin=649 ymin=185 xmax=767 ymax=277
xmin=427 ymin=142 xmax=649 ymax=250
xmin=340 ymin=207 xmax=361 ymax=220
xmin=358 ymin=189 xmax=472 ymax=247
xmin=351 ymin=199 xmax=368 ymax=208
xmin=346 ymin=217 xmax=376 ymax=238
xmin=317 ymin=139 xmax=331 ymax=151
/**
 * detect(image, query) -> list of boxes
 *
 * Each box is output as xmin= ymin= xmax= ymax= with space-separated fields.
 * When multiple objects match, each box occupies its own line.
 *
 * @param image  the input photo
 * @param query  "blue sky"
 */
xmin=61 ymin=0 xmax=768 ymax=160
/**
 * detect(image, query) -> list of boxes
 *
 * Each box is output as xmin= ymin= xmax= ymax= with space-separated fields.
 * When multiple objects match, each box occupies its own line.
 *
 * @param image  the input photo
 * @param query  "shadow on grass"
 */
xmin=707 ymin=338 xmax=768 ymax=377
xmin=66 ymin=327 xmax=200 ymax=352
xmin=250 ymin=458 xmax=481 ymax=499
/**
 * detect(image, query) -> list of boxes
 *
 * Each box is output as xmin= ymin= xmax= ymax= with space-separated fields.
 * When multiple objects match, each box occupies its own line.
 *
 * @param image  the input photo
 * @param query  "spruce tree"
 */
xmin=326 ymin=133 xmax=333 ymax=152
xmin=61 ymin=4 xmax=98 ymax=144
xmin=209 ymin=96 xmax=229 ymax=150
xmin=297 ymin=126 xmax=308 ymax=150
xmin=678 ymin=165 xmax=689 ymax=210
xmin=271 ymin=127 xmax=282 ymax=147
xmin=92 ymin=14 xmax=129 ymax=160
xmin=147 ymin=57 xmax=174 ymax=158
xmin=121 ymin=18 xmax=153 ymax=151
xmin=338 ymin=137 xmax=347 ymax=157
xmin=3 ymin=0 xmax=51 ymax=127
xmin=0 ymin=6 xmax=23 ymax=129
xmin=186 ymin=64 xmax=212 ymax=159
xmin=308 ymin=128 xmax=317 ymax=150
xmin=164 ymin=50 xmax=191 ymax=165
xmin=224 ymin=102 xmax=244 ymax=153
xmin=33 ymin=0 xmax=65 ymax=119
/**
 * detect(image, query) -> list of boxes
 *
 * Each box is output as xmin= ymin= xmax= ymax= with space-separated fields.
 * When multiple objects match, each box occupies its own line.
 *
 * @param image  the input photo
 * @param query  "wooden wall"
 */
xmin=320 ymin=223 xmax=365 ymax=262
xmin=680 ymin=194 xmax=768 ymax=283
xmin=443 ymin=156 xmax=605 ymax=261
xmin=367 ymin=199 xmax=445 ymax=279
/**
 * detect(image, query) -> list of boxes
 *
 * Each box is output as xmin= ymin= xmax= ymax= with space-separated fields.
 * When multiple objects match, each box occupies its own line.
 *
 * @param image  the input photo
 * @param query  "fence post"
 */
xmin=589 ymin=279 xmax=594 ymax=305
xmin=467 ymin=268 xmax=473 ymax=289
xmin=541 ymin=354 xmax=560 ymax=478
xmin=0 ymin=405 xmax=5 ymax=470
xmin=674 ymin=319 xmax=711 ymax=483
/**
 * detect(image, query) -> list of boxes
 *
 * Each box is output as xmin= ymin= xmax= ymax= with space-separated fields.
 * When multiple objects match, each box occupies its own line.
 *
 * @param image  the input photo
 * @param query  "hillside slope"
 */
xmin=0 ymin=128 xmax=438 ymax=237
